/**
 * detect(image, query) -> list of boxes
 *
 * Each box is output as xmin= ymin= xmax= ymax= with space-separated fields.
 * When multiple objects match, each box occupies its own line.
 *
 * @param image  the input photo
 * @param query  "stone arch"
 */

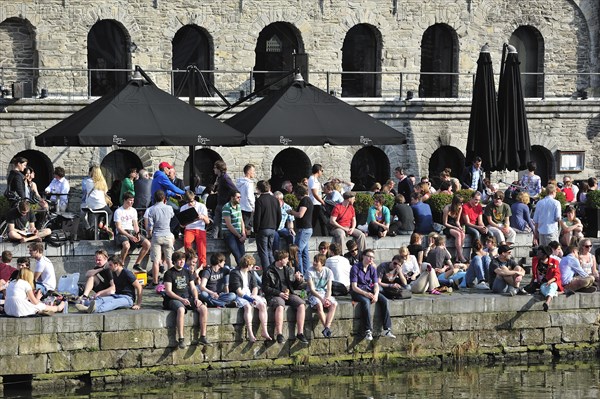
xmin=172 ymin=24 xmax=214 ymax=97
xmin=183 ymin=148 xmax=223 ymax=188
xmin=100 ymin=149 xmax=143 ymax=189
xmin=88 ymin=19 xmax=131 ymax=96
xmin=270 ymin=148 xmax=311 ymax=192
xmin=0 ymin=17 xmax=37 ymax=94
xmin=350 ymin=147 xmax=390 ymax=191
xmin=510 ymin=26 xmax=544 ymax=98
xmin=254 ymin=22 xmax=305 ymax=94
xmin=419 ymin=23 xmax=459 ymax=98
xmin=528 ymin=145 xmax=555 ymax=186
xmin=428 ymin=146 xmax=465 ymax=189
xmin=14 ymin=150 xmax=53 ymax=191
xmin=341 ymin=23 xmax=382 ymax=97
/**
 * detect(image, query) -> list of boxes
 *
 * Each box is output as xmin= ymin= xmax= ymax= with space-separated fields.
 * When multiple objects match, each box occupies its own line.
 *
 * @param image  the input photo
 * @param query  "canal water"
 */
xmin=5 ymin=360 xmax=600 ymax=398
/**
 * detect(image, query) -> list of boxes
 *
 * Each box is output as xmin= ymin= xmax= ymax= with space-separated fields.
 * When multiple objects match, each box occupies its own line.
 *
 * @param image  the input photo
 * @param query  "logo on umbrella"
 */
xmin=360 ymin=136 xmax=372 ymax=145
xmin=280 ymin=136 xmax=292 ymax=145
xmin=197 ymin=135 xmax=211 ymax=145
xmin=113 ymin=135 xmax=126 ymax=145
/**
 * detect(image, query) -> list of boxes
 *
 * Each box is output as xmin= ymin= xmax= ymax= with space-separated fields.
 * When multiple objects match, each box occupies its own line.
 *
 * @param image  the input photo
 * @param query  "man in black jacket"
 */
xmin=133 ymin=169 xmax=152 ymax=209
xmin=262 ymin=250 xmax=308 ymax=344
xmin=254 ymin=180 xmax=281 ymax=268
xmin=460 ymin=156 xmax=485 ymax=192
xmin=394 ymin=167 xmax=413 ymax=203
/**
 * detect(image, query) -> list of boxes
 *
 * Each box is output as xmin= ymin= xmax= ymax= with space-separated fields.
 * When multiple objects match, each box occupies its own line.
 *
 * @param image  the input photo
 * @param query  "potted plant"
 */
xmin=584 ymin=190 xmax=600 ymax=237
xmin=353 ymin=192 xmax=374 ymax=225
xmin=425 ymin=193 xmax=452 ymax=224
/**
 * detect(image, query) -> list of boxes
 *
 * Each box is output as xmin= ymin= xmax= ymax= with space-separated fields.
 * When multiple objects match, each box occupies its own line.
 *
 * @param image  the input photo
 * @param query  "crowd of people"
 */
xmin=2 ymin=155 xmax=600 ymax=347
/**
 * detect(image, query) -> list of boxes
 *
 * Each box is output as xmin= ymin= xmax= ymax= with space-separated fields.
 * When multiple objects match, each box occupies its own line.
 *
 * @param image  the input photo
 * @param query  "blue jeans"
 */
xmin=256 ymin=228 xmax=276 ymax=269
xmin=224 ymin=233 xmax=246 ymax=265
xmin=464 ymin=255 xmax=490 ymax=287
xmin=273 ymin=228 xmax=295 ymax=252
xmin=540 ymin=282 xmax=558 ymax=298
xmin=465 ymin=225 xmax=483 ymax=242
xmin=295 ymin=228 xmax=313 ymax=276
xmin=350 ymin=290 xmax=391 ymax=333
xmin=94 ymin=294 xmax=134 ymax=313
xmin=200 ymin=291 xmax=236 ymax=307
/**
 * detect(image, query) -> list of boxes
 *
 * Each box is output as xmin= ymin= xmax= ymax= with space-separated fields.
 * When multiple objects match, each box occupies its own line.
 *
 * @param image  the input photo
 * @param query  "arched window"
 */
xmin=522 ymin=145 xmax=554 ymax=186
xmin=14 ymin=150 xmax=53 ymax=191
xmin=510 ymin=26 xmax=544 ymax=98
xmin=419 ymin=24 xmax=459 ymax=98
xmin=254 ymin=22 xmax=304 ymax=94
xmin=100 ymin=150 xmax=143 ymax=189
xmin=351 ymin=147 xmax=390 ymax=191
xmin=184 ymin=148 xmax=223 ymax=188
xmin=270 ymin=148 xmax=311 ymax=192
xmin=342 ymin=24 xmax=382 ymax=97
xmin=0 ymin=18 xmax=36 ymax=95
xmin=428 ymin=146 xmax=465 ymax=189
xmin=172 ymin=25 xmax=213 ymax=97
xmin=88 ymin=20 xmax=129 ymax=96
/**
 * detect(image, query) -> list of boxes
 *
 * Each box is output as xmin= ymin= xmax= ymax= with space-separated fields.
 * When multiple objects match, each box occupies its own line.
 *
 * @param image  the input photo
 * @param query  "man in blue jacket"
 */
xmin=151 ymin=162 xmax=185 ymax=210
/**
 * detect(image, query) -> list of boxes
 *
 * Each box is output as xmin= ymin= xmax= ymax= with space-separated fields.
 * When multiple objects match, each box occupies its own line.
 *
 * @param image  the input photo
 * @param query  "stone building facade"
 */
xmin=1 ymin=0 xmax=600 ymax=203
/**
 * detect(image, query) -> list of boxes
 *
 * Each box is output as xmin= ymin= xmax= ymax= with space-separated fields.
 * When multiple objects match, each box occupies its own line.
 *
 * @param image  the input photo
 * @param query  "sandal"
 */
xmin=428 ymin=289 xmax=441 ymax=295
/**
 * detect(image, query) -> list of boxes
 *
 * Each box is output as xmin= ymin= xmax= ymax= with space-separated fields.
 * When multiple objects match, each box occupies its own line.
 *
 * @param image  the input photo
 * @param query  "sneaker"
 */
xmin=198 ymin=336 xmax=211 ymax=346
xmin=322 ymin=327 xmax=332 ymax=338
xmin=178 ymin=338 xmax=186 ymax=349
xmin=276 ymin=334 xmax=285 ymax=344
xmin=580 ymin=286 xmax=598 ymax=293
xmin=516 ymin=288 xmax=530 ymax=296
xmin=542 ymin=303 xmax=549 ymax=312
xmin=296 ymin=333 xmax=309 ymax=344
xmin=382 ymin=329 xmax=396 ymax=339
xmin=159 ymin=265 xmax=165 ymax=274
xmin=365 ymin=330 xmax=373 ymax=341
xmin=75 ymin=303 xmax=88 ymax=312
xmin=132 ymin=264 xmax=144 ymax=273
xmin=87 ymin=300 xmax=96 ymax=313
xmin=474 ymin=282 xmax=490 ymax=290
xmin=508 ymin=287 xmax=517 ymax=297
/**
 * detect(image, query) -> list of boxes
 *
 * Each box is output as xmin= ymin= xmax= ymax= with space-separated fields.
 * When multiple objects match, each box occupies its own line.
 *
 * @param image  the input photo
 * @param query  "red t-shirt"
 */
xmin=331 ymin=203 xmax=356 ymax=228
xmin=562 ymin=187 xmax=575 ymax=202
xmin=462 ymin=202 xmax=483 ymax=225
xmin=0 ymin=262 xmax=16 ymax=282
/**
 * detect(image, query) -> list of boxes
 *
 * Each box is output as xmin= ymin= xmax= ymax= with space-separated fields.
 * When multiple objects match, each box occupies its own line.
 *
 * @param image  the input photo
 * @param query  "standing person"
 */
xmin=167 ymin=167 xmax=185 ymax=191
xmin=212 ymin=160 xmax=238 ymax=238
xmin=163 ymin=251 xmax=210 ymax=348
xmin=119 ymin=168 xmax=137 ymax=206
xmin=150 ymin=162 xmax=185 ymax=208
xmin=462 ymin=191 xmax=488 ymax=242
xmin=287 ymin=185 xmax=313 ymax=276
xmin=236 ymin=164 xmax=256 ymax=234
xmin=262 ymin=250 xmax=308 ymax=344
xmin=350 ymin=248 xmax=396 ymax=341
xmin=308 ymin=163 xmax=329 ymax=236
xmin=520 ymin=161 xmax=542 ymax=199
xmin=222 ymin=191 xmax=246 ymax=265
xmin=484 ymin=191 xmax=517 ymax=245
xmin=307 ymin=254 xmax=338 ymax=338
xmin=146 ymin=190 xmax=175 ymax=285
xmin=133 ymin=169 xmax=152 ymax=209
xmin=394 ymin=167 xmax=413 ymax=205
xmin=45 ymin=166 xmax=70 ymax=212
xmin=28 ymin=242 xmax=56 ymax=295
xmin=253 ymin=180 xmax=281 ymax=268
xmin=533 ymin=184 xmax=562 ymax=247
xmin=5 ymin=156 xmax=27 ymax=205
xmin=330 ymin=191 xmax=366 ymax=254
xmin=273 ymin=191 xmax=295 ymax=251
xmin=114 ymin=192 xmax=151 ymax=268
xmin=460 ymin=156 xmax=485 ymax=192
xmin=180 ymin=190 xmax=210 ymax=268
xmin=410 ymin=192 xmax=434 ymax=235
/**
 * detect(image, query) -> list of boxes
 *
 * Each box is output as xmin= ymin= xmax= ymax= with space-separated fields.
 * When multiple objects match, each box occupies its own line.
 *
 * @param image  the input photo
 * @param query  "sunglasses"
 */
xmin=392 ymin=261 xmax=400 ymax=266
xmin=585 ymin=245 xmax=593 ymax=248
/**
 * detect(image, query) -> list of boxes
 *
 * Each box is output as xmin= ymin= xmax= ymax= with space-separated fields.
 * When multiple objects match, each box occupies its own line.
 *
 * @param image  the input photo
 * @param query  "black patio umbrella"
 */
xmin=224 ymin=74 xmax=405 ymax=146
xmin=466 ymin=44 xmax=501 ymax=171
xmin=35 ymin=67 xmax=246 ymax=147
xmin=497 ymin=44 xmax=531 ymax=171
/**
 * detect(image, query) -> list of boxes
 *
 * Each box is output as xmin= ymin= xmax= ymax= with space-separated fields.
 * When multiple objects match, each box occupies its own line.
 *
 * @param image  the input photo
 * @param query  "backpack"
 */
xmin=46 ymin=229 xmax=71 ymax=247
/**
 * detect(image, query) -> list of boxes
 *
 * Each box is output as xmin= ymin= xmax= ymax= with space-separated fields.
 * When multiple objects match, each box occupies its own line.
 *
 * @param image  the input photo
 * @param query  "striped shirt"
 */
xmin=222 ymin=201 xmax=243 ymax=235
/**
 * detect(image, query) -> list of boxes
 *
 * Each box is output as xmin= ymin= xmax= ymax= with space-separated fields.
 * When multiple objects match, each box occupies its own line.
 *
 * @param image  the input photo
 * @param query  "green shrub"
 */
xmin=283 ymin=193 xmax=299 ymax=209
xmin=539 ymin=189 xmax=567 ymax=211
xmin=382 ymin=193 xmax=395 ymax=210
xmin=586 ymin=190 xmax=600 ymax=209
xmin=0 ymin=196 xmax=10 ymax=222
xmin=353 ymin=192 xmax=374 ymax=215
xmin=455 ymin=188 xmax=474 ymax=202
xmin=425 ymin=193 xmax=453 ymax=215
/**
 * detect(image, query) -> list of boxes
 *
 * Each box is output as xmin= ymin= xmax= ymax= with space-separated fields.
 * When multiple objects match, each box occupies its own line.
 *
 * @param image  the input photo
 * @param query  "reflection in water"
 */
xmin=8 ymin=361 xmax=600 ymax=398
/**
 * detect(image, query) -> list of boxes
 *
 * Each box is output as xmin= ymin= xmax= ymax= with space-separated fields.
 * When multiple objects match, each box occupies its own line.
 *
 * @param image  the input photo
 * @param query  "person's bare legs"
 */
xmin=244 ymin=303 xmax=256 ymax=342
xmin=135 ymin=239 xmax=151 ymax=265
xmin=120 ymin=241 xmax=131 ymax=264
xmin=257 ymin=301 xmax=271 ymax=340
xmin=325 ymin=302 xmax=337 ymax=329
xmin=296 ymin=304 xmax=305 ymax=335
xmin=274 ymin=305 xmax=284 ymax=336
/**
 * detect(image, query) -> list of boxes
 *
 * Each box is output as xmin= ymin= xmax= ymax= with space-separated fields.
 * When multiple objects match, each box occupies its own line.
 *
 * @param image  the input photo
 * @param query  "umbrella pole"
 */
xmin=189 ymin=67 xmax=196 ymax=190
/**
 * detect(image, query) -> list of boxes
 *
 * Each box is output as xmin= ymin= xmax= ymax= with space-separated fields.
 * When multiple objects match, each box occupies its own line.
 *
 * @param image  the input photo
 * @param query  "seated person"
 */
xmin=343 ymin=240 xmax=360 ymax=266
xmin=306 ymin=254 xmax=338 ymax=338
xmin=425 ymin=235 xmax=465 ymax=288
xmin=114 ymin=192 xmax=150 ymax=267
xmin=559 ymin=244 xmax=596 ymax=293
xmin=325 ymin=243 xmax=352 ymax=296
xmin=29 ymin=243 xmax=56 ymax=295
xmin=329 ymin=191 xmax=366 ymax=254
xmin=462 ymin=191 xmax=488 ymax=242
xmin=389 ymin=194 xmax=415 ymax=236
xmin=489 ymin=245 xmax=528 ymax=295
xmin=76 ymin=250 xmax=115 ymax=307
xmin=410 ymin=192 xmax=434 ymax=235
xmin=484 ymin=191 xmax=516 ymax=245
xmin=0 ymin=251 xmax=17 ymax=296
xmin=198 ymin=253 xmax=236 ymax=307
xmin=367 ymin=194 xmax=391 ymax=238
xmin=376 ymin=254 xmax=411 ymax=298
xmin=4 ymin=268 xmax=65 ymax=317
xmin=463 ymin=239 xmax=491 ymax=289
xmin=6 ymin=200 xmax=51 ymax=243
xmin=44 ymin=166 xmax=70 ymax=212
xmin=76 ymin=255 xmax=142 ymax=313
xmin=560 ymin=205 xmax=584 ymax=247
xmin=164 ymin=251 xmax=210 ymax=348
xmin=509 ymin=192 xmax=535 ymax=233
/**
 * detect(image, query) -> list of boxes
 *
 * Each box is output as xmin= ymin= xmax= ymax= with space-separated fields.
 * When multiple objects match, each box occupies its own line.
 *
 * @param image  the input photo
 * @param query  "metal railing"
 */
xmin=1 ymin=66 xmax=598 ymax=100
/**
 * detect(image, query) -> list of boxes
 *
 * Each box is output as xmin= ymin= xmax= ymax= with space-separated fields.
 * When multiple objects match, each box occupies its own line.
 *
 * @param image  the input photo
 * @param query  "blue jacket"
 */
xmin=151 ymin=170 xmax=185 ymax=200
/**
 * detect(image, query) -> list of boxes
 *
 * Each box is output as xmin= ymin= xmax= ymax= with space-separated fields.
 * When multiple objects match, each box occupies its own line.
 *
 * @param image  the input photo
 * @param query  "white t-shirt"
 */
xmin=4 ymin=279 xmax=46 ymax=317
xmin=401 ymin=255 xmax=420 ymax=276
xmin=35 ymin=255 xmax=56 ymax=291
xmin=180 ymin=202 xmax=208 ymax=231
xmin=308 ymin=175 xmax=321 ymax=205
xmin=114 ymin=206 xmax=137 ymax=231
xmin=325 ymin=255 xmax=351 ymax=288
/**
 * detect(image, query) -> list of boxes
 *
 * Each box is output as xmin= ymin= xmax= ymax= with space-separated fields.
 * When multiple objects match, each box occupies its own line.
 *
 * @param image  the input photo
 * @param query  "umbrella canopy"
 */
xmin=225 ymin=76 xmax=405 ymax=146
xmin=497 ymin=45 xmax=531 ymax=171
xmin=35 ymin=69 xmax=246 ymax=147
xmin=466 ymin=44 xmax=501 ymax=171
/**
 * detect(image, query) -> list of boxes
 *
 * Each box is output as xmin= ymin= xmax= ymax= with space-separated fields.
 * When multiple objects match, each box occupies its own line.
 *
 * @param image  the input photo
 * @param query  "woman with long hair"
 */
xmin=83 ymin=165 xmax=113 ymax=238
xmin=442 ymin=195 xmax=467 ymax=262
xmin=4 ymin=268 xmax=65 ymax=317
xmin=23 ymin=167 xmax=49 ymax=210
xmin=578 ymin=239 xmax=599 ymax=287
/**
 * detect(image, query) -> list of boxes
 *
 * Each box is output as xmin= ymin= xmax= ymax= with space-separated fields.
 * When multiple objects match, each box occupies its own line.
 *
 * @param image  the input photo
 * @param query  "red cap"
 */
xmin=158 ymin=161 xmax=173 ymax=170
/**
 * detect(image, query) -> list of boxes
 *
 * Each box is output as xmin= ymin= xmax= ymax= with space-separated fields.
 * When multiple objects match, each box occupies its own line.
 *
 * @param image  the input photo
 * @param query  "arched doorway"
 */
xmin=14 ymin=150 xmax=53 ymax=191
xmin=270 ymin=148 xmax=311 ymax=192
xmin=172 ymin=25 xmax=213 ymax=97
xmin=428 ymin=146 xmax=465 ymax=189
xmin=419 ymin=24 xmax=459 ymax=98
xmin=100 ymin=150 xmax=143 ymax=188
xmin=528 ymin=145 xmax=554 ymax=186
xmin=0 ymin=17 xmax=36 ymax=94
xmin=341 ymin=24 xmax=382 ymax=97
xmin=183 ymin=148 xmax=223 ymax=188
xmin=254 ymin=22 xmax=304 ymax=94
xmin=510 ymin=26 xmax=544 ymax=98
xmin=88 ymin=20 xmax=130 ymax=96
xmin=350 ymin=147 xmax=390 ymax=191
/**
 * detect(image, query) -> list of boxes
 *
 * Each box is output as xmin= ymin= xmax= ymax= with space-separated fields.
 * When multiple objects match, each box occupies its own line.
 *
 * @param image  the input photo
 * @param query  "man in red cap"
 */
xmin=151 ymin=162 xmax=185 ymax=209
